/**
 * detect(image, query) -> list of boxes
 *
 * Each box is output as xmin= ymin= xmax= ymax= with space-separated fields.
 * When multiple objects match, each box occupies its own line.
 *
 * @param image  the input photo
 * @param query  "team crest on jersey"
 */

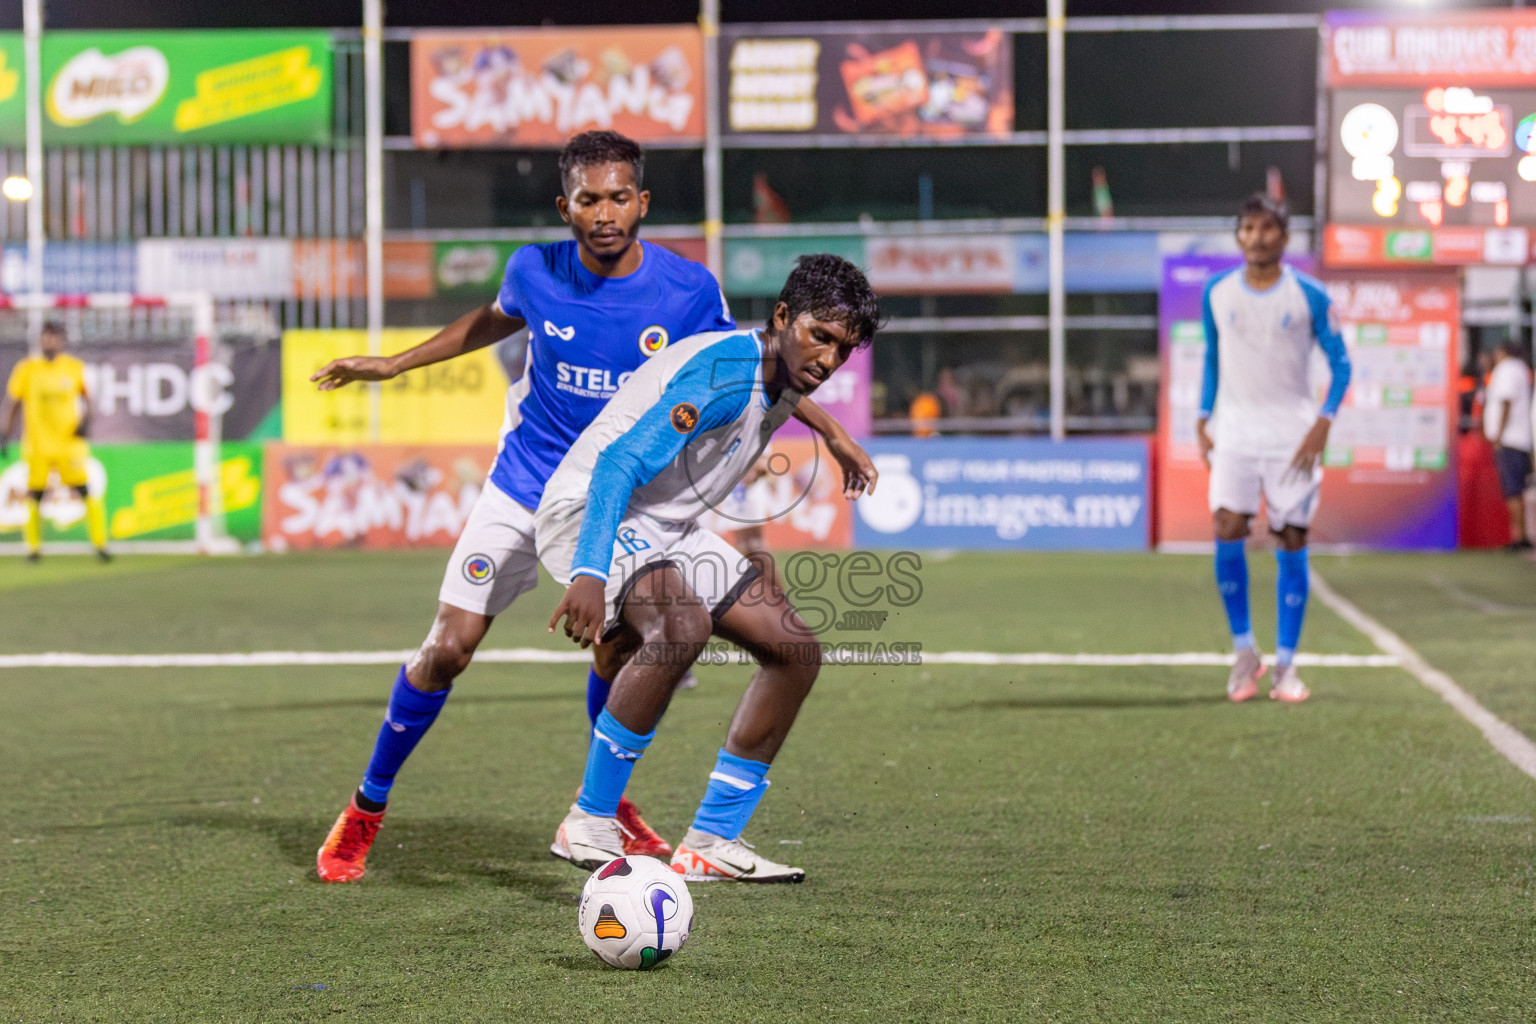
xmin=638 ymin=325 xmax=670 ymax=357
xmin=462 ymin=554 xmax=496 ymax=584
xmin=670 ymin=402 xmax=699 ymax=433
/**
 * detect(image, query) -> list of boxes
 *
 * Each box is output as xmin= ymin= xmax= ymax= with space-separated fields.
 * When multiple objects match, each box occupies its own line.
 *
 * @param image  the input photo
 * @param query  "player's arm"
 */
xmin=1195 ymin=285 xmax=1220 ymax=467
xmin=1 ymin=362 xmax=24 ymax=459
xmin=549 ymin=363 xmax=751 ymax=648
xmin=76 ymin=378 xmax=92 ymax=438
xmin=791 ymin=397 xmax=877 ymax=498
xmin=1291 ymin=285 xmax=1353 ymax=474
xmin=311 ymin=303 xmax=525 ymax=391
xmin=0 ymin=397 xmax=17 ymax=459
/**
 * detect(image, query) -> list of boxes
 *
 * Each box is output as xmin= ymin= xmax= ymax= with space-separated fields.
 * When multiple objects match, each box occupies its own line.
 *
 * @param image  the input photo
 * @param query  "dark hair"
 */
xmin=1238 ymin=192 xmax=1288 ymax=233
xmin=39 ymin=320 xmax=65 ymax=337
xmin=558 ymin=130 xmax=644 ymax=195
xmin=773 ymin=254 xmax=882 ymax=348
xmin=1499 ymin=340 xmax=1527 ymax=359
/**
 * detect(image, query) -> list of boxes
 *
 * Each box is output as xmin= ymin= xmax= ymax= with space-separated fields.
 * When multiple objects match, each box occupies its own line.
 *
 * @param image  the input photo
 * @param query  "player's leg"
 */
xmin=1263 ymin=459 xmax=1323 ymax=703
xmin=671 ymin=546 xmax=816 ymax=883
xmin=22 ymin=454 xmax=47 ymax=560
xmin=317 ymin=485 xmax=539 ymax=882
xmin=552 ymin=565 xmax=713 ymax=869
xmin=59 ymin=442 xmax=106 ymax=560
xmin=1208 ymin=450 xmax=1264 ymax=701
xmin=584 ymin=632 xmax=674 ymax=858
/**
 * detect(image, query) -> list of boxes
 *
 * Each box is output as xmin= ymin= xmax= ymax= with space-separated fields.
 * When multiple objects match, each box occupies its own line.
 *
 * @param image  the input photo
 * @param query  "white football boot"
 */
xmin=550 ymin=803 xmax=626 ymax=870
xmin=1227 ymin=646 xmax=1266 ymax=703
xmin=670 ymin=828 xmax=805 ymax=883
xmin=1269 ymin=664 xmax=1311 ymax=703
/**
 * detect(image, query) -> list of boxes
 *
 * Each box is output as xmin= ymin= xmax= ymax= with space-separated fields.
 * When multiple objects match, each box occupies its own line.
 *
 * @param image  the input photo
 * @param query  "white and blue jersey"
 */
xmin=489 ymin=240 xmax=735 ymax=509
xmin=1199 ymin=266 xmax=1352 ymax=459
xmin=536 ymin=329 xmax=799 ymax=583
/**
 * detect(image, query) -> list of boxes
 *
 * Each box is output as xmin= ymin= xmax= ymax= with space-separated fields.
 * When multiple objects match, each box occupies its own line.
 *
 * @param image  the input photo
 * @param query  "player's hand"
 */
xmin=311 ymin=356 xmax=397 ymax=391
xmin=1196 ymin=419 xmax=1214 ymax=469
xmin=1288 ymin=417 xmax=1332 ymax=478
xmin=823 ymin=428 xmax=878 ymax=500
xmin=549 ymin=575 xmax=608 ymax=649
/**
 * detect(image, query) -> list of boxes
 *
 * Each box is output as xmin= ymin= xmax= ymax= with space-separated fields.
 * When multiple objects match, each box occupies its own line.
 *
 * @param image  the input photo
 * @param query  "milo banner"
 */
xmin=411 ymin=27 xmax=705 ymax=148
xmin=722 ymin=27 xmax=1012 ymax=139
xmin=0 ymin=340 xmax=280 ymax=443
xmin=262 ymin=444 xmax=494 ymax=550
xmin=39 ymin=30 xmax=332 ymax=145
xmin=0 ymin=34 xmax=21 ymax=141
xmin=0 ymin=441 xmax=263 ymax=544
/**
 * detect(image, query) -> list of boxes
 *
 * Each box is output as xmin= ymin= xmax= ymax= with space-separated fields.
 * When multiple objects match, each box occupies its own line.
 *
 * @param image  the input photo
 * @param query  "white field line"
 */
xmin=1312 ymin=570 xmax=1536 ymax=783
xmin=0 ymin=648 xmax=1398 ymax=670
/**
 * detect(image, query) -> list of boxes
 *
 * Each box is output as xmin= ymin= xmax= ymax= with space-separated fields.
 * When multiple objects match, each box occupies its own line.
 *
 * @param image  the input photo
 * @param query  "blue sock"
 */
xmin=585 ymin=666 xmax=611 ymax=728
xmin=690 ymin=750 xmax=772 ymax=841
xmin=1275 ymin=547 xmax=1309 ymax=668
xmin=577 ymin=709 xmax=654 ymax=817
xmin=1214 ymin=539 xmax=1254 ymax=650
xmin=359 ymin=666 xmax=450 ymax=805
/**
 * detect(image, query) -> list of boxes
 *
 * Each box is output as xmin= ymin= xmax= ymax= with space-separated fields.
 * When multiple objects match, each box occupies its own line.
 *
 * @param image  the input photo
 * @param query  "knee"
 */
xmin=416 ymin=631 xmax=478 ymax=688
xmin=656 ymin=600 xmax=712 ymax=652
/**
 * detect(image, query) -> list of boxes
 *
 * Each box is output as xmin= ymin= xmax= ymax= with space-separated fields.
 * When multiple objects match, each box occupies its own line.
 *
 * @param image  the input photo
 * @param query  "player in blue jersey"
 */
xmin=309 ymin=133 xmax=876 ymax=882
xmin=1197 ymin=194 xmax=1351 ymax=705
xmin=541 ymin=254 xmax=881 ymax=883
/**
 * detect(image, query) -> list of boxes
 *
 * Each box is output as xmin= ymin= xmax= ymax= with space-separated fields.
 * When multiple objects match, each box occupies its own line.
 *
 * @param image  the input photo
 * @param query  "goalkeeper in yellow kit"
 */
xmin=1 ymin=321 xmax=109 ymax=561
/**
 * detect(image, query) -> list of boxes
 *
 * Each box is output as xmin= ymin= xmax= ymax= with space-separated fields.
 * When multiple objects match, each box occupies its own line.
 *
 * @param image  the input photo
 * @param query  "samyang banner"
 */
xmin=0 ymin=35 xmax=21 ymax=141
xmin=411 ymin=27 xmax=705 ymax=148
xmin=722 ymin=27 xmax=1012 ymax=139
xmin=39 ymin=30 xmax=332 ymax=145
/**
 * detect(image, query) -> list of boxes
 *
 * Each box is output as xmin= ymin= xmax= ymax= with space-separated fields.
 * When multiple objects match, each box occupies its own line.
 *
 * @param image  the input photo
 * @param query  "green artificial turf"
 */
xmin=1 ymin=551 xmax=1533 ymax=1022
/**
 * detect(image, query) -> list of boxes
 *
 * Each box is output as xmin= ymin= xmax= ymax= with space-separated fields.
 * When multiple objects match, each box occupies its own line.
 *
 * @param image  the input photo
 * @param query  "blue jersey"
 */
xmin=488 ymin=239 xmax=735 ymax=508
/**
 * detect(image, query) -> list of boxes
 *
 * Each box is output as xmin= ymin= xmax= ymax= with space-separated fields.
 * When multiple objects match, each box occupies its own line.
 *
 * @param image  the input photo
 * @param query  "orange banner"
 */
xmin=411 ymin=27 xmax=705 ymax=148
xmin=262 ymin=444 xmax=495 ymax=550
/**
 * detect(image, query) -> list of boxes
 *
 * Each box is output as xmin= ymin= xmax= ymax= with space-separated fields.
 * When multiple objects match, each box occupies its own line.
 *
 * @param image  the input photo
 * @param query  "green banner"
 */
xmin=0 ymin=442 xmax=263 ymax=543
xmin=434 ymin=241 xmax=528 ymax=297
xmin=0 ymin=34 xmax=20 ymax=143
xmin=39 ymin=31 xmax=332 ymax=145
xmin=724 ymin=236 xmax=866 ymax=296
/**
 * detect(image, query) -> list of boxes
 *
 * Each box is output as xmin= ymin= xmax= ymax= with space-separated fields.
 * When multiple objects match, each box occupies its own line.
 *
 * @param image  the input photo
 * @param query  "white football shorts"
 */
xmin=535 ymin=499 xmax=759 ymax=642
xmin=1208 ymin=448 xmax=1323 ymax=529
xmin=437 ymin=480 xmax=543 ymax=617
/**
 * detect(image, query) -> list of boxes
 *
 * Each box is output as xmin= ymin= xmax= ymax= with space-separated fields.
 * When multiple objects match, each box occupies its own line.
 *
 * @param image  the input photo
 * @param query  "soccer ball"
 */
xmin=578 ymin=856 xmax=694 ymax=970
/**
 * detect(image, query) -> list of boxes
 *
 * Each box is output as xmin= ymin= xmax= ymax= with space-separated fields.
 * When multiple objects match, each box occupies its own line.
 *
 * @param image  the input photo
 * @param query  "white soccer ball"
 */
xmin=578 ymin=856 xmax=694 ymax=970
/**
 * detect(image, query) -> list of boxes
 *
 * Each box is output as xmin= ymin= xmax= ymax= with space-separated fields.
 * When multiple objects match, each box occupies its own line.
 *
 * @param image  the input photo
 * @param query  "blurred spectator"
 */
xmin=936 ymin=367 xmax=964 ymax=417
xmin=909 ymin=391 xmax=941 ymax=436
xmin=1483 ymin=341 xmax=1533 ymax=551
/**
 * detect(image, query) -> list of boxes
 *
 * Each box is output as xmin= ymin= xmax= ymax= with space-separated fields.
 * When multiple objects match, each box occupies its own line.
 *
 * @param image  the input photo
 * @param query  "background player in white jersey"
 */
xmin=540 ymin=254 xmax=880 ymax=883
xmin=1197 ymin=194 xmax=1351 ymax=704
xmin=305 ymin=133 xmax=875 ymax=883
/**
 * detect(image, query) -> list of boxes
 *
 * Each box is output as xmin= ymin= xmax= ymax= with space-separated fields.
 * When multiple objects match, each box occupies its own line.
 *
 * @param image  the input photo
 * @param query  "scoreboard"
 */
xmin=1323 ymin=10 xmax=1536 ymax=267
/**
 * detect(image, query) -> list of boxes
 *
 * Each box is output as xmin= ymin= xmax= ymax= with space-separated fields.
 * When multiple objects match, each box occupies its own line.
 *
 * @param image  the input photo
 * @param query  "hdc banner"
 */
xmin=853 ymin=437 xmax=1150 ymax=551
xmin=411 ymin=27 xmax=705 ymax=148
xmin=1156 ymin=255 xmax=1458 ymax=549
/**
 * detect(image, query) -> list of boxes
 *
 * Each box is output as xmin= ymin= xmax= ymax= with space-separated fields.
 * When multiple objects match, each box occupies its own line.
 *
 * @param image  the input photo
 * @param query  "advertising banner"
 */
xmin=852 ymin=437 xmax=1150 ymax=551
xmin=0 ymin=34 xmax=23 ymax=142
xmin=724 ymin=237 xmax=867 ymax=297
xmin=262 ymin=443 xmax=493 ymax=550
xmin=40 ymin=31 xmax=332 ymax=145
xmin=0 ymin=340 xmax=278 ymax=443
xmin=697 ymin=437 xmax=855 ymax=550
xmin=0 ymin=441 xmax=263 ymax=543
xmin=1325 ymin=10 xmax=1536 ymax=88
xmin=282 ymin=328 xmax=514 ymax=445
xmin=863 ymin=235 xmax=1015 ymax=294
xmin=722 ymin=27 xmax=1012 ymax=139
xmin=1156 ymin=256 xmax=1458 ymax=549
xmin=136 ymin=238 xmax=295 ymax=299
xmin=411 ymin=27 xmax=705 ymax=148
xmin=1 ymin=242 xmax=137 ymax=295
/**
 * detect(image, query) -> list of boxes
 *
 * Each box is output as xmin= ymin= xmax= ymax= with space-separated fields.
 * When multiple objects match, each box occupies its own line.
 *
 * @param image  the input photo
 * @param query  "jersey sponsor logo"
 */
xmin=462 ymin=553 xmax=496 ymax=584
xmin=544 ymin=320 xmax=576 ymax=341
xmin=670 ymin=402 xmax=700 ymax=433
xmin=616 ymin=527 xmax=652 ymax=555
xmin=555 ymin=362 xmax=633 ymax=399
xmin=638 ymin=325 xmax=670 ymax=357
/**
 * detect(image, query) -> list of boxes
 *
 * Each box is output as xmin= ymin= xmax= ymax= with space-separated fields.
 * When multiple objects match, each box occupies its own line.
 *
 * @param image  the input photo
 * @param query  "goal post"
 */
xmin=0 ymin=291 xmax=240 ymax=555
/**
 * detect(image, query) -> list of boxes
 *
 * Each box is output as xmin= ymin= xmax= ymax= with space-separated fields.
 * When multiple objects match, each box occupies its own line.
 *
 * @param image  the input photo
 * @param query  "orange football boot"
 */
xmin=316 ymin=794 xmax=385 ymax=882
xmin=617 ymin=796 xmax=673 ymax=858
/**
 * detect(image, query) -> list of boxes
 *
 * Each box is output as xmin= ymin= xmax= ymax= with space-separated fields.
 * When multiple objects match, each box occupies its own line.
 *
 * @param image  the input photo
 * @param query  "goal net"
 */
xmin=0 ymin=292 xmax=242 ymax=555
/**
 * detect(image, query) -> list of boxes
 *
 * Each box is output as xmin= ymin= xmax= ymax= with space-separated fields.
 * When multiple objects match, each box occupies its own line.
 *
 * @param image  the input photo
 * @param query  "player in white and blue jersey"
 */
xmin=1197 ymin=194 xmax=1351 ymax=705
xmin=541 ymin=255 xmax=881 ymax=883
xmin=307 ymin=134 xmax=876 ymax=883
